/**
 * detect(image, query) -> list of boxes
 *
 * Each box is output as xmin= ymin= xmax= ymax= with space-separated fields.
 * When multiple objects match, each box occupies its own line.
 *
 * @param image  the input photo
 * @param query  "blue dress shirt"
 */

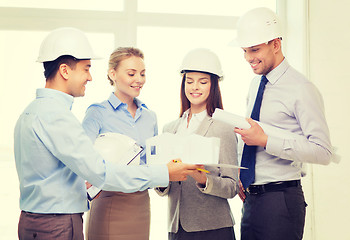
xmin=14 ymin=88 xmax=168 ymax=214
xmin=82 ymin=92 xmax=158 ymax=165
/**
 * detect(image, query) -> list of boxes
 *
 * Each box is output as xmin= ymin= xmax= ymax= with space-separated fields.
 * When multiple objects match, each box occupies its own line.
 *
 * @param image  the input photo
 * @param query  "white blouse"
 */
xmin=176 ymin=109 xmax=208 ymax=136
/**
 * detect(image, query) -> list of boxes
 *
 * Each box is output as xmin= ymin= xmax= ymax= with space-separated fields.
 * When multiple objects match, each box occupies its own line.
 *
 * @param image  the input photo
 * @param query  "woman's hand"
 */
xmin=189 ymin=166 xmax=207 ymax=185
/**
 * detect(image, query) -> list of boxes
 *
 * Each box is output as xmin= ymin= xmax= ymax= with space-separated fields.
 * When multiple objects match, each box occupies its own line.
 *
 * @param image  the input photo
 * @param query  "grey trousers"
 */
xmin=241 ymin=186 xmax=306 ymax=240
xmin=18 ymin=211 xmax=84 ymax=240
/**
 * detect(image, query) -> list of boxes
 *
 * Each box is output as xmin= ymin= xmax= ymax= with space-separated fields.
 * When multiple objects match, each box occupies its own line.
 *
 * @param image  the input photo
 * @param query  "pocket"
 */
xmin=282 ymin=187 xmax=306 ymax=227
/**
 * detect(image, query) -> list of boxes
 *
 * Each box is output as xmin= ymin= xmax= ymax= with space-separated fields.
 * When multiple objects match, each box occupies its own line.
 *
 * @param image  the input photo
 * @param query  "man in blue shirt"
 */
xmin=14 ymin=27 xmax=198 ymax=240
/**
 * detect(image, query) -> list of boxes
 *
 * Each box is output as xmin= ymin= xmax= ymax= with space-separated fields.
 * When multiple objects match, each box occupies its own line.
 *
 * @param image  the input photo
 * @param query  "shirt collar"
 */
xmin=107 ymin=92 xmax=148 ymax=110
xmin=265 ymin=58 xmax=289 ymax=85
xmin=36 ymin=88 xmax=74 ymax=110
xmin=182 ymin=109 xmax=208 ymax=121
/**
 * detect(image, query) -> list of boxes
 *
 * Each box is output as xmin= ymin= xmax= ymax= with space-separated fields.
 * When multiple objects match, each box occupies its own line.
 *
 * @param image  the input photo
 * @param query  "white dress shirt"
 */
xmin=176 ymin=109 xmax=209 ymax=188
xmin=177 ymin=109 xmax=207 ymax=135
xmin=245 ymin=59 xmax=332 ymax=185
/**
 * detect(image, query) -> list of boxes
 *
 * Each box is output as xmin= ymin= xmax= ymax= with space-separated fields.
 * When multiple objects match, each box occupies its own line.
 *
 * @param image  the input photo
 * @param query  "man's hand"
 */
xmin=234 ymin=118 xmax=267 ymax=147
xmin=167 ymin=159 xmax=199 ymax=181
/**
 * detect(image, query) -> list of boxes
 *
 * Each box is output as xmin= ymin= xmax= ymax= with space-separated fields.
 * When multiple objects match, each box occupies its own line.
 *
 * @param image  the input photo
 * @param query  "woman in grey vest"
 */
xmin=156 ymin=48 xmax=239 ymax=240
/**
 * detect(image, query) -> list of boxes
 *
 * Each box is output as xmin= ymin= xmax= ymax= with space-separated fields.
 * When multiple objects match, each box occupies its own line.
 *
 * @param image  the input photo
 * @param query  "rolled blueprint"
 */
xmin=212 ymin=108 xmax=340 ymax=164
xmin=213 ymin=108 xmax=304 ymax=140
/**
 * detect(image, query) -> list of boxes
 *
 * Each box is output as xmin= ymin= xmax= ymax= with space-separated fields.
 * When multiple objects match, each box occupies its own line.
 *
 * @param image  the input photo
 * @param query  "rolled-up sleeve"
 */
xmin=265 ymin=82 xmax=332 ymax=165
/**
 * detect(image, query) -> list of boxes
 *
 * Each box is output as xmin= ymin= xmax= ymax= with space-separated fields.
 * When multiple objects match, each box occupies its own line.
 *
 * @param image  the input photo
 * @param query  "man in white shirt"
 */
xmin=232 ymin=8 xmax=332 ymax=240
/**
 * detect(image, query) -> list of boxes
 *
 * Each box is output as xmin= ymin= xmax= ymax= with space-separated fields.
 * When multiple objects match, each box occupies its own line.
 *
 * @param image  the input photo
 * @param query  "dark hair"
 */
xmin=179 ymin=71 xmax=223 ymax=117
xmin=43 ymin=55 xmax=80 ymax=80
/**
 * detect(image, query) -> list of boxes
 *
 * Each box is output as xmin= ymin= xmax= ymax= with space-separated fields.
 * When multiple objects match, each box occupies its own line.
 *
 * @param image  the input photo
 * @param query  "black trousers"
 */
xmin=18 ymin=211 xmax=84 ymax=240
xmin=241 ymin=186 xmax=306 ymax=240
xmin=169 ymin=222 xmax=236 ymax=240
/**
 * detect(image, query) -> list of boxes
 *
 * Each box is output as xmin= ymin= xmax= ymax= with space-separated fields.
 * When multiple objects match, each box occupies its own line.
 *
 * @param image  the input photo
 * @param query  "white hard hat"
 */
xmin=233 ymin=7 xmax=283 ymax=48
xmin=37 ymin=27 xmax=100 ymax=62
xmin=179 ymin=48 xmax=223 ymax=78
xmin=94 ymin=132 xmax=142 ymax=166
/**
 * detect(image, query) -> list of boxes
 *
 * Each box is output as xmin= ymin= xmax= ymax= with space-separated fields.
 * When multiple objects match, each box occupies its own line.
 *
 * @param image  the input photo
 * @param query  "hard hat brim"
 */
xmin=36 ymin=54 xmax=103 ymax=63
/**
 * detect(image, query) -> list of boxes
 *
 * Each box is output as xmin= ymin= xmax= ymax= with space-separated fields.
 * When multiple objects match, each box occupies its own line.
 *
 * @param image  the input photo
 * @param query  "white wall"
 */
xmin=308 ymin=0 xmax=350 ymax=239
xmin=277 ymin=1 xmax=349 ymax=238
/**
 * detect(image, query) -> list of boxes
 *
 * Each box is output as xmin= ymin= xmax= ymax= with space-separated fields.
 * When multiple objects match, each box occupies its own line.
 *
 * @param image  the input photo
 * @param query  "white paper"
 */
xmin=146 ymin=133 xmax=244 ymax=169
xmin=146 ymin=133 xmax=220 ymax=165
xmin=87 ymin=185 xmax=101 ymax=200
xmin=205 ymin=164 xmax=246 ymax=169
xmin=213 ymin=109 xmax=305 ymax=140
xmin=212 ymin=108 xmax=340 ymax=164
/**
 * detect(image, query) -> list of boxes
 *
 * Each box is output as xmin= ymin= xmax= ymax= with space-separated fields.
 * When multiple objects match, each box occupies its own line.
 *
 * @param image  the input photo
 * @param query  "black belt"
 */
xmin=246 ymin=180 xmax=301 ymax=195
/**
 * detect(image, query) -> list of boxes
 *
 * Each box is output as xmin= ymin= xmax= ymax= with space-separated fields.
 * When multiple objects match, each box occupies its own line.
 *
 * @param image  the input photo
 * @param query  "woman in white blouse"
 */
xmin=156 ymin=48 xmax=239 ymax=240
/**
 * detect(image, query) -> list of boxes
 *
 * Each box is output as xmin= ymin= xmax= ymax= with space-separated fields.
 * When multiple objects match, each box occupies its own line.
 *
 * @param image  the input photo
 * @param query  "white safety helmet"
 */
xmin=93 ymin=132 xmax=142 ymax=166
xmin=37 ymin=27 xmax=100 ymax=62
xmin=179 ymin=48 xmax=223 ymax=79
xmin=233 ymin=7 xmax=283 ymax=48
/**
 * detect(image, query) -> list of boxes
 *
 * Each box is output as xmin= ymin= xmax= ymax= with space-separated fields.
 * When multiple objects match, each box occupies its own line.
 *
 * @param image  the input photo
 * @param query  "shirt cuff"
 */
xmin=148 ymin=164 xmax=169 ymax=188
xmin=100 ymin=162 xmax=169 ymax=192
xmin=265 ymin=135 xmax=284 ymax=157
xmin=196 ymin=175 xmax=213 ymax=193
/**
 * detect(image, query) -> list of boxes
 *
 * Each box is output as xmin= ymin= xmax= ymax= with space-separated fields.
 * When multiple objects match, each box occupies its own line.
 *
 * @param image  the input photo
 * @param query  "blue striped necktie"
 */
xmin=240 ymin=75 xmax=268 ymax=190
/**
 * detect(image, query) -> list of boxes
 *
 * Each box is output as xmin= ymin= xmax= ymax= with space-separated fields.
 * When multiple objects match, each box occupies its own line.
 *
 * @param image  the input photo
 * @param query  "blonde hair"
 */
xmin=107 ymin=47 xmax=144 ymax=85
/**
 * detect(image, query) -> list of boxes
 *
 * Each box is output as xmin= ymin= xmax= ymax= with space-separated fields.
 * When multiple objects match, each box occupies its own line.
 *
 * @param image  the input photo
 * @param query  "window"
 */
xmin=138 ymin=0 xmax=275 ymax=16
xmin=138 ymin=26 xmax=255 ymax=128
xmin=0 ymin=0 xmax=123 ymax=11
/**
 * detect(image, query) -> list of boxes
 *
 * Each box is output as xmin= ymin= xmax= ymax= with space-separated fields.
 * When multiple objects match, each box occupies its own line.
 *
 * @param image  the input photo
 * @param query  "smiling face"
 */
xmin=184 ymin=71 xmax=211 ymax=113
xmin=242 ymin=39 xmax=281 ymax=76
xmin=66 ymin=59 xmax=92 ymax=97
xmin=109 ymin=56 xmax=146 ymax=102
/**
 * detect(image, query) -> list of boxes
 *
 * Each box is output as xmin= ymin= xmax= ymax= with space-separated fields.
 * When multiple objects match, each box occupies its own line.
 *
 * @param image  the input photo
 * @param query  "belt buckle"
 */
xmin=246 ymin=186 xmax=259 ymax=195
